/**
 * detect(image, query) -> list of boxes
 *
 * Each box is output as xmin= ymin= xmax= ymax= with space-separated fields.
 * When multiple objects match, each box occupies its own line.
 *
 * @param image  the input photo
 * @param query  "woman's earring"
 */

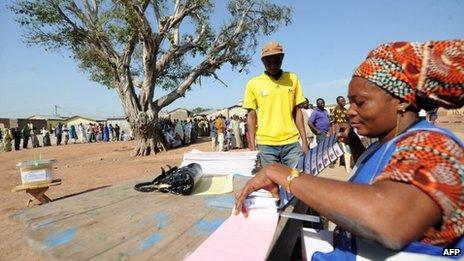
xmin=399 ymin=105 xmax=406 ymax=113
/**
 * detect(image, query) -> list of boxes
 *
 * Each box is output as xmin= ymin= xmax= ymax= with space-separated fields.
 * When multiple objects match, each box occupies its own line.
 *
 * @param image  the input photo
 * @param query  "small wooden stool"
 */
xmin=12 ymin=179 xmax=62 ymax=207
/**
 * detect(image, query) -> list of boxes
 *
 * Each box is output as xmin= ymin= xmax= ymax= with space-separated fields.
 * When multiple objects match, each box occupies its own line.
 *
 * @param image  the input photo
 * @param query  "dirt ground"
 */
xmin=0 ymin=137 xmax=218 ymax=260
xmin=0 ymin=121 xmax=462 ymax=260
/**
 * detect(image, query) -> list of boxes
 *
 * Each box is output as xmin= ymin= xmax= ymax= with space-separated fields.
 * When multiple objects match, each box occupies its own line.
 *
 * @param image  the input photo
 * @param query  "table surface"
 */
xmin=11 ymin=176 xmax=306 ymax=260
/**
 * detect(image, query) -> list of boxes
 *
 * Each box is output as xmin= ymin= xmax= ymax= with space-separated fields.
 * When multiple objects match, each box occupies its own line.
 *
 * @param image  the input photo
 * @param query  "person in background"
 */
xmin=30 ymin=127 xmax=40 ymax=148
xmin=21 ymin=124 xmax=30 ymax=149
xmin=192 ymin=119 xmax=198 ymax=143
xmin=78 ymin=123 xmax=87 ymax=143
xmin=330 ymin=96 xmax=352 ymax=170
xmin=331 ymin=96 xmax=349 ymax=125
xmin=69 ymin=124 xmax=78 ymax=144
xmin=174 ymin=120 xmax=184 ymax=145
xmin=301 ymin=98 xmax=316 ymax=149
xmin=42 ymin=127 xmax=51 ymax=146
xmin=239 ymin=117 xmax=247 ymax=149
xmin=214 ymin=114 xmax=225 ymax=151
xmin=235 ymin=40 xmax=464 ymax=258
xmin=243 ymin=41 xmax=308 ymax=170
xmin=103 ymin=123 xmax=109 ymax=142
xmin=13 ymin=127 xmax=21 ymax=151
xmin=55 ymin=123 xmax=63 ymax=146
xmin=114 ymin=124 xmax=121 ymax=141
xmin=62 ymin=125 xmax=70 ymax=145
xmin=97 ymin=123 xmax=104 ymax=142
xmin=3 ymin=128 xmax=13 ymax=152
xmin=209 ymin=118 xmax=217 ymax=151
xmin=231 ymin=115 xmax=242 ymax=149
xmin=86 ymin=123 xmax=91 ymax=142
xmin=108 ymin=124 xmax=114 ymax=141
xmin=308 ymin=98 xmax=330 ymax=144
xmin=184 ymin=119 xmax=192 ymax=145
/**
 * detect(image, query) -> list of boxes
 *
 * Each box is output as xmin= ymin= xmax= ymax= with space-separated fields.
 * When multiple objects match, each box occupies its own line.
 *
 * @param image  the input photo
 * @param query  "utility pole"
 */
xmin=54 ymin=105 xmax=58 ymax=116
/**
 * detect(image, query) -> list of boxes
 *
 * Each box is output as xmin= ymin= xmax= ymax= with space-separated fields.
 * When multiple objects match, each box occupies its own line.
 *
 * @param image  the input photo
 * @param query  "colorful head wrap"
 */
xmin=354 ymin=40 xmax=464 ymax=110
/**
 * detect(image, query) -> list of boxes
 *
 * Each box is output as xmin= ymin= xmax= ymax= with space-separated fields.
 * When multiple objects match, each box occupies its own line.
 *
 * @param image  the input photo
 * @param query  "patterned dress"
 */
xmin=331 ymin=105 xmax=349 ymax=124
xmin=374 ymin=130 xmax=464 ymax=246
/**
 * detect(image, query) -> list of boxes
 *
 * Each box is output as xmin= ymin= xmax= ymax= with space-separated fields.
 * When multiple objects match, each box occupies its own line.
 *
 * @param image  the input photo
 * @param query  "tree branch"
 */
xmin=155 ymin=2 xmax=255 ymax=109
xmin=62 ymin=2 xmax=119 ymax=65
xmin=155 ymin=62 xmax=207 ymax=109
xmin=155 ymin=23 xmax=207 ymax=74
xmin=212 ymin=72 xmax=229 ymax=88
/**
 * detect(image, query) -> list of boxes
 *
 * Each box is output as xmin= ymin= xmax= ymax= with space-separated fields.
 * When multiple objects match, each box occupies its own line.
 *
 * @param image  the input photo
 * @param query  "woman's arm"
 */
xmin=236 ymin=163 xmax=441 ymax=250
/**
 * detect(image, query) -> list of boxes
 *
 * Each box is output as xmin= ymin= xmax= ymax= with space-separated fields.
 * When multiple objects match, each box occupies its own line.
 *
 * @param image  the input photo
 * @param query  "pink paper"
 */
xmin=186 ymin=211 xmax=279 ymax=261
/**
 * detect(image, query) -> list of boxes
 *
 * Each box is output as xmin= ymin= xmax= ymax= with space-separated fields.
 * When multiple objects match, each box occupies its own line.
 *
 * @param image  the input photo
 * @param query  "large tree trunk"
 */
xmin=117 ymin=79 xmax=167 ymax=157
xmin=128 ymin=111 xmax=167 ymax=157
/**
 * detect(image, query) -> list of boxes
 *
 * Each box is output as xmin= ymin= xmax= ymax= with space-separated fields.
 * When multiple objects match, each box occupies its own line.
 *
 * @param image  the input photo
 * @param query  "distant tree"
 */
xmin=11 ymin=0 xmax=292 ymax=156
xmin=192 ymin=107 xmax=212 ymax=114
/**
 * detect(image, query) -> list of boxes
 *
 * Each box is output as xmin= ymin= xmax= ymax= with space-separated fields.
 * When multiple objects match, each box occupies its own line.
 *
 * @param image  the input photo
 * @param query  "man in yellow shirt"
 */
xmin=214 ymin=114 xmax=225 ymax=151
xmin=243 ymin=42 xmax=308 ymax=167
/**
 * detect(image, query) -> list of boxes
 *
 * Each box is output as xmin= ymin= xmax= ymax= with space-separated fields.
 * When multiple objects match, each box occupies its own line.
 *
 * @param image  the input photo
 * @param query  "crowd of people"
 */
xmin=209 ymin=114 xmax=247 ymax=152
xmin=0 ymin=115 xmax=255 ymax=154
xmin=0 ymin=122 xmax=132 ymax=152
xmin=159 ymin=118 xmax=202 ymax=150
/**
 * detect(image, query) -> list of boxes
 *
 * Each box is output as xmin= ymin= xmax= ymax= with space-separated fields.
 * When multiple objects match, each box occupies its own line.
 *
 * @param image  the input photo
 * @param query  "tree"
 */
xmin=10 ymin=0 xmax=292 ymax=156
xmin=192 ymin=107 xmax=212 ymax=114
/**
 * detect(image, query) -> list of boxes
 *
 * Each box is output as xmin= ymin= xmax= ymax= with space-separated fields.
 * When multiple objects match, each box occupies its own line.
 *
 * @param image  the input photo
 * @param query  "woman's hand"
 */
xmin=234 ymin=167 xmax=280 ymax=217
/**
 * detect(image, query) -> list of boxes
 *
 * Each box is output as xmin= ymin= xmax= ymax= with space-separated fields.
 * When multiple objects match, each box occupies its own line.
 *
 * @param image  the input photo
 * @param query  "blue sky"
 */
xmin=1 ymin=0 xmax=463 ymax=119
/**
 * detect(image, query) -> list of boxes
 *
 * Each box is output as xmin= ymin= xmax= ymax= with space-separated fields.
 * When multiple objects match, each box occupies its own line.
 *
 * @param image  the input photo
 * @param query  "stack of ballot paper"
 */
xmin=186 ymin=189 xmax=279 ymax=261
xmin=245 ymin=189 xmax=279 ymax=214
xmin=181 ymin=149 xmax=259 ymax=176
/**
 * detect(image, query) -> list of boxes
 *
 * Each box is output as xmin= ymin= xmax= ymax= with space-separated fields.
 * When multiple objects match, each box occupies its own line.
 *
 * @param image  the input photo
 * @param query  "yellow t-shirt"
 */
xmin=242 ymin=72 xmax=305 ymax=145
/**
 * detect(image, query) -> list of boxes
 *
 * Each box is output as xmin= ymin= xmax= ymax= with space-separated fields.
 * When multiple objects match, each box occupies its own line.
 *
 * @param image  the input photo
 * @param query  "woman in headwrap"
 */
xmin=235 ymin=41 xmax=463 ymax=258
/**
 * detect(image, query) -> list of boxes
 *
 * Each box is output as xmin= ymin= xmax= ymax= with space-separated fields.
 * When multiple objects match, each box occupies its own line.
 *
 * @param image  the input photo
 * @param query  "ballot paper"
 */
xmin=185 ymin=211 xmax=278 ymax=261
xmin=192 ymin=175 xmax=234 ymax=195
xmin=186 ymin=190 xmax=279 ymax=261
xmin=181 ymin=149 xmax=259 ymax=176
xmin=302 ymin=134 xmax=345 ymax=175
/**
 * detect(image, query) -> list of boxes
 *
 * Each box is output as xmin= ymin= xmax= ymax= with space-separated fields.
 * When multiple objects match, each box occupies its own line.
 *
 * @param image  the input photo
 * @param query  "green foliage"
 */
xmin=10 ymin=0 xmax=293 ymax=104
xmin=192 ymin=107 xmax=212 ymax=114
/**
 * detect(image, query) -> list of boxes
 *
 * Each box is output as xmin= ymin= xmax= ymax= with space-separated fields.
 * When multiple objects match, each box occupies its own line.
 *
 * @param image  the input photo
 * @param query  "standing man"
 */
xmin=55 ymin=123 xmax=63 ymax=146
xmin=330 ymin=96 xmax=352 ymax=172
xmin=243 ymin=42 xmax=308 ymax=168
xmin=214 ymin=114 xmax=225 ymax=151
xmin=22 ymin=124 xmax=30 ymax=149
xmin=301 ymin=98 xmax=317 ymax=149
xmin=308 ymin=98 xmax=330 ymax=144
xmin=231 ymin=115 xmax=242 ymax=149
xmin=239 ymin=117 xmax=247 ymax=149
xmin=331 ymin=96 xmax=349 ymax=125
xmin=209 ymin=118 xmax=217 ymax=151
xmin=13 ymin=127 xmax=21 ymax=151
